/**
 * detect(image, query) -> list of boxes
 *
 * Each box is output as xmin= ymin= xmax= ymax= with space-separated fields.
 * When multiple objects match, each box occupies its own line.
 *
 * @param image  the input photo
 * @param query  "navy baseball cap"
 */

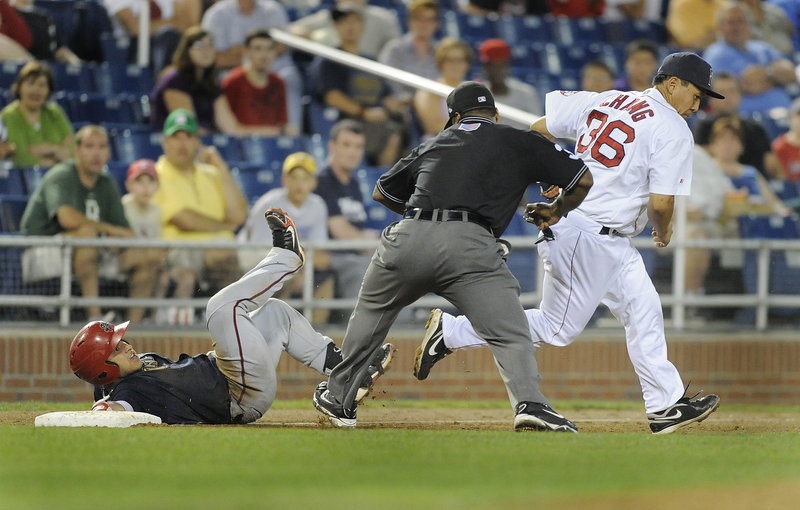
xmin=656 ymin=52 xmax=725 ymax=99
xmin=444 ymin=81 xmax=496 ymax=129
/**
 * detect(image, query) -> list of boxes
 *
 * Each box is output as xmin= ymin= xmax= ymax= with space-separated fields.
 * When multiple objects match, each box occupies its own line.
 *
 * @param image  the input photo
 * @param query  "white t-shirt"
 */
xmin=104 ymin=0 xmax=176 ymax=40
xmin=545 ymin=88 xmax=693 ymax=235
xmin=240 ymin=187 xmax=329 ymax=244
xmin=201 ymin=0 xmax=289 ymax=52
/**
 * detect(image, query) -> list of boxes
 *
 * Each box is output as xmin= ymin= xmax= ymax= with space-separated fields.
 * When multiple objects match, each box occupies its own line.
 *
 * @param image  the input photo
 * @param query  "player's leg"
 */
xmin=600 ymin=244 xmax=685 ymax=413
xmin=206 ymin=247 xmax=303 ymax=423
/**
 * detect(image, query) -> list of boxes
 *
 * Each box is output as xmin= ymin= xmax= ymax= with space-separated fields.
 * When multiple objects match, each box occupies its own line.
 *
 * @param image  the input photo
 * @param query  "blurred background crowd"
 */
xmin=1 ymin=0 xmax=800 ymax=327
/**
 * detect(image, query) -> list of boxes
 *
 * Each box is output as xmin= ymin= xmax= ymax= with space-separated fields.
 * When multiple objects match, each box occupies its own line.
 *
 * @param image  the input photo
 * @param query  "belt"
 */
xmin=404 ymin=208 xmax=493 ymax=234
xmin=599 ymin=226 xmax=624 ymax=236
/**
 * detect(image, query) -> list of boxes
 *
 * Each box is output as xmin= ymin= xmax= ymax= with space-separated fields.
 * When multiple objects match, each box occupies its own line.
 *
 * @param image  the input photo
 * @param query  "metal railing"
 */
xmin=1 ymin=234 xmax=800 ymax=330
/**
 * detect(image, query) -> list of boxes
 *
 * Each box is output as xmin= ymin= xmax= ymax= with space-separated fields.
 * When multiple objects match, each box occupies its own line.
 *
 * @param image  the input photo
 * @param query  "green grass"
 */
xmin=1 ymin=425 xmax=799 ymax=510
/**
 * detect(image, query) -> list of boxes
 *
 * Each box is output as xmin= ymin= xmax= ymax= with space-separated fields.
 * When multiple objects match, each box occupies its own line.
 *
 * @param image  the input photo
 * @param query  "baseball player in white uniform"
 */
xmin=414 ymin=52 xmax=722 ymax=434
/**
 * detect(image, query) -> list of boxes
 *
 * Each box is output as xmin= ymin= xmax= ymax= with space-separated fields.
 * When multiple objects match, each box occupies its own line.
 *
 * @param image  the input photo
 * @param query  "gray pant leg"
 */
xmin=330 ymin=252 xmax=373 ymax=299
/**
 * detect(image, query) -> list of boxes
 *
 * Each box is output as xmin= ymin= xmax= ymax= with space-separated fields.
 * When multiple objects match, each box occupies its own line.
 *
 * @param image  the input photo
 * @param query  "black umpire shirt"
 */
xmin=376 ymin=116 xmax=589 ymax=237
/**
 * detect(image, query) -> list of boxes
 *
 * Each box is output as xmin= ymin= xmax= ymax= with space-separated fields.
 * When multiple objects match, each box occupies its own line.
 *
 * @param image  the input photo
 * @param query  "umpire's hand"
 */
xmin=524 ymin=201 xmax=563 ymax=230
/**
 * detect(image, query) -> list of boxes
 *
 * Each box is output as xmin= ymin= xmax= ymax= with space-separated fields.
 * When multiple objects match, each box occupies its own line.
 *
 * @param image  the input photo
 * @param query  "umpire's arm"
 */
xmin=373 ymin=185 xmax=406 ymax=215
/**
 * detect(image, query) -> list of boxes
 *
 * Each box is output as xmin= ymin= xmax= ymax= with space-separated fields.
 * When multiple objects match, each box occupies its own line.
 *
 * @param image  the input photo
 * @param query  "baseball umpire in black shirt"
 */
xmin=313 ymin=81 xmax=593 ymax=431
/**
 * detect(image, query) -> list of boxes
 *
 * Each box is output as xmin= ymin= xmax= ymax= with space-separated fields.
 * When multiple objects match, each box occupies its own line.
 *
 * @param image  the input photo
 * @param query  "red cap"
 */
xmin=126 ymin=159 xmax=158 ymax=183
xmin=479 ymin=39 xmax=511 ymax=63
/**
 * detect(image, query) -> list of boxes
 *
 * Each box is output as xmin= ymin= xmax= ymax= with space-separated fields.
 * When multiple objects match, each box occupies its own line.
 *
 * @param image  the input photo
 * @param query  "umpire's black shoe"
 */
xmin=313 ymin=381 xmax=356 ymax=429
xmin=356 ymin=343 xmax=396 ymax=404
xmin=647 ymin=392 xmax=720 ymax=435
xmin=265 ymin=208 xmax=304 ymax=264
xmin=413 ymin=309 xmax=452 ymax=380
xmin=514 ymin=402 xmax=578 ymax=433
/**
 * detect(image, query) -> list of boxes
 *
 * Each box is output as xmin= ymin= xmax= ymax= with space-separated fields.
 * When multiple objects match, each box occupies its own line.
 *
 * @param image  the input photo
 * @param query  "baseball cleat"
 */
xmin=313 ymin=381 xmax=356 ymax=429
xmin=647 ymin=392 xmax=720 ymax=435
xmin=356 ymin=343 xmax=396 ymax=404
xmin=413 ymin=308 xmax=451 ymax=380
xmin=514 ymin=402 xmax=578 ymax=433
xmin=265 ymin=208 xmax=304 ymax=264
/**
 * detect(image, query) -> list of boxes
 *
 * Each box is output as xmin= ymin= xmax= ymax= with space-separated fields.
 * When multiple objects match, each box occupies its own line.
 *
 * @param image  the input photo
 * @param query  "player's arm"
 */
xmin=530 ymin=116 xmax=554 ymax=142
xmin=91 ymin=400 xmax=125 ymax=412
xmin=648 ymin=193 xmax=674 ymax=247
xmin=373 ymin=185 xmax=405 ymax=215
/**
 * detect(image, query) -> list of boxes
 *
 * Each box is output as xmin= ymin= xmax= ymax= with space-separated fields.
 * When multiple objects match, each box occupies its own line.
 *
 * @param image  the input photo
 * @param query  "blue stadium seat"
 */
xmin=201 ymin=134 xmax=244 ymax=162
xmin=230 ymin=163 xmax=281 ymax=204
xmin=749 ymin=111 xmax=789 ymax=141
xmin=0 ymin=61 xmax=24 ymax=89
xmin=354 ymin=166 xmax=386 ymax=200
xmin=0 ymin=167 xmax=27 ymax=195
xmin=540 ymin=42 xmax=602 ymax=74
xmin=495 ymin=15 xmax=553 ymax=45
xmin=509 ymin=43 xmax=543 ymax=70
xmin=364 ymin=200 xmax=399 ymax=231
xmin=599 ymin=43 xmax=626 ymax=76
xmin=770 ymin=180 xmax=800 ymax=211
xmin=50 ymin=91 xmax=80 ymax=121
xmin=307 ymin=101 xmax=340 ymax=137
xmin=442 ymin=11 xmax=497 ymax=43
xmin=738 ymin=215 xmax=800 ymax=316
xmin=112 ymin=130 xmax=163 ymax=163
xmin=51 ymin=63 xmax=94 ymax=93
xmin=35 ymin=0 xmax=79 ymax=46
xmin=0 ymin=194 xmax=29 ymax=233
xmin=303 ymin=133 xmax=329 ymax=164
xmin=104 ymin=162 xmax=130 ymax=192
xmin=93 ymin=62 xmax=153 ymax=96
xmin=74 ymin=93 xmax=140 ymax=124
xmin=239 ymin=136 xmax=306 ymax=166
xmin=100 ymin=33 xmax=132 ymax=64
xmin=21 ymin=166 xmax=46 ymax=194
xmin=554 ymin=16 xmax=606 ymax=45
xmin=604 ymin=19 xmax=667 ymax=44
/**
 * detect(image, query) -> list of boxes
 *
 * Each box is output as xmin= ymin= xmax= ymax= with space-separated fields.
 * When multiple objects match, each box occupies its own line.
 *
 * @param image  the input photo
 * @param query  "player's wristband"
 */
xmin=92 ymin=401 xmax=112 ymax=411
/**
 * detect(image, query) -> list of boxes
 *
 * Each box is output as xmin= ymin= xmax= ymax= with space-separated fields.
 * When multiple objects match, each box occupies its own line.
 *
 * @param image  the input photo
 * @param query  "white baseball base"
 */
xmin=34 ymin=411 xmax=162 ymax=428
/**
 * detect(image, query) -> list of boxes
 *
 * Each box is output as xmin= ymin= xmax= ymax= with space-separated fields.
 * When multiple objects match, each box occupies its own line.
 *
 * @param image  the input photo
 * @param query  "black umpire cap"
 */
xmin=656 ymin=52 xmax=725 ymax=99
xmin=444 ymin=81 xmax=496 ymax=129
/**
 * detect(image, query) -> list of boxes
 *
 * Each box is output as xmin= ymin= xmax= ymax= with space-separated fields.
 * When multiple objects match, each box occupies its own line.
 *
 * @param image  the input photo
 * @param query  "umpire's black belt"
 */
xmin=404 ymin=208 xmax=493 ymax=234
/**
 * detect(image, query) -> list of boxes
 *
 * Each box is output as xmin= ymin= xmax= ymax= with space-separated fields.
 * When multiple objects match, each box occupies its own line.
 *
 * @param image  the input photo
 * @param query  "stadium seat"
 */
xmin=74 ymin=93 xmax=140 ymax=124
xmin=201 ymin=134 xmax=244 ymax=162
xmin=509 ymin=44 xmax=543 ymax=70
xmin=606 ymin=19 xmax=667 ymax=44
xmin=51 ymin=63 xmax=94 ymax=93
xmin=495 ymin=15 xmax=553 ymax=45
xmin=364 ymin=200 xmax=399 ymax=231
xmin=230 ymin=163 xmax=281 ymax=204
xmin=303 ymin=133 xmax=328 ymax=164
xmin=70 ymin=0 xmax=115 ymax=62
xmin=554 ymin=16 xmax=606 ymax=45
xmin=0 ymin=61 xmax=23 ymax=89
xmin=770 ymin=180 xmax=800 ymax=211
xmin=21 ymin=166 xmax=46 ymax=194
xmin=239 ymin=136 xmax=306 ymax=166
xmin=104 ymin=162 xmax=130 ymax=192
xmin=442 ymin=11 xmax=497 ymax=44
xmin=35 ymin=0 xmax=79 ymax=47
xmin=540 ymin=42 xmax=602 ymax=74
xmin=112 ymin=130 xmax=163 ymax=163
xmin=749 ymin=111 xmax=789 ymax=141
xmin=0 ymin=166 xmax=27 ymax=196
xmin=100 ymin=33 xmax=132 ymax=64
xmin=93 ymin=62 xmax=153 ymax=96
xmin=354 ymin=166 xmax=386 ymax=201
xmin=307 ymin=101 xmax=340 ymax=137
xmin=0 ymin=194 xmax=29 ymax=233
xmin=50 ymin=91 xmax=80 ymax=121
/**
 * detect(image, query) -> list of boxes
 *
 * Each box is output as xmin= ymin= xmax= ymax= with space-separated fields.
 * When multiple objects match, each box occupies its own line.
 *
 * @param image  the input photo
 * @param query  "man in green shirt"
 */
xmin=21 ymin=125 xmax=163 ymax=321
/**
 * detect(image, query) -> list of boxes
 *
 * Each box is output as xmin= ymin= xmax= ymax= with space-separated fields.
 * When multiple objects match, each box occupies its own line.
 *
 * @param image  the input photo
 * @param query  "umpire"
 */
xmin=313 ymin=82 xmax=593 ymax=430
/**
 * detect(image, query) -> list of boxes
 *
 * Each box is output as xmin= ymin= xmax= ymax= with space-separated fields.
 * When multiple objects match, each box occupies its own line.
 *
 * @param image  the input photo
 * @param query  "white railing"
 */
xmin=1 ymin=235 xmax=800 ymax=329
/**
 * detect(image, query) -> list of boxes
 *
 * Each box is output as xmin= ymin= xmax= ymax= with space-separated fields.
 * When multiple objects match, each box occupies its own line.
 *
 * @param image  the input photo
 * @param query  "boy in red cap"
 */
xmin=478 ymin=38 xmax=541 ymax=126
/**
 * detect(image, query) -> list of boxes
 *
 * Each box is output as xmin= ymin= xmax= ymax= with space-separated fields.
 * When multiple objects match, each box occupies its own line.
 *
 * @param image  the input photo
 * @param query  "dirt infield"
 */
xmin=5 ymin=407 xmax=799 ymax=433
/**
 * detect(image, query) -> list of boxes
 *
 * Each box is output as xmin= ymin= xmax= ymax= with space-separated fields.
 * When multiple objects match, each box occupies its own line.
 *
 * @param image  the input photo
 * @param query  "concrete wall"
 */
xmin=1 ymin=328 xmax=798 ymax=406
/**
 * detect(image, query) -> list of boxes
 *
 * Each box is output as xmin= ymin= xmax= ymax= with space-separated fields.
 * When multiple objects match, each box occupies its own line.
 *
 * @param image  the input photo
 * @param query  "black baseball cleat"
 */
xmin=413 ymin=308 xmax=452 ymax=380
xmin=647 ymin=391 xmax=720 ymax=435
xmin=514 ymin=402 xmax=578 ymax=433
xmin=265 ymin=208 xmax=304 ymax=264
xmin=356 ymin=343 xmax=396 ymax=404
xmin=313 ymin=381 xmax=356 ymax=429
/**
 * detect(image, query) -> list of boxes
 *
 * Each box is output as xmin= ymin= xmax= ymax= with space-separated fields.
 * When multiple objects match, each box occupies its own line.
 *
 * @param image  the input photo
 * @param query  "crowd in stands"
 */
xmin=2 ymin=0 xmax=800 ymax=325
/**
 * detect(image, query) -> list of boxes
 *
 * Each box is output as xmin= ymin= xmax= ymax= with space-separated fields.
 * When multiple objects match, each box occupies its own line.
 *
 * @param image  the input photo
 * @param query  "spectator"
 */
xmin=1 ymin=61 xmax=73 ymax=168
xmin=239 ymin=152 xmax=333 ymax=324
xmin=152 ymin=109 xmax=248 ymax=323
xmin=547 ymin=0 xmax=604 ymax=16
xmin=580 ymin=59 xmax=615 ymax=93
xmin=0 ymin=0 xmax=32 ymax=53
xmin=667 ymin=0 xmax=725 ymax=50
xmin=149 ymin=26 xmax=246 ymax=135
xmin=0 ymin=116 xmax=17 ymax=161
xmin=684 ymin=145 xmax=734 ymax=298
xmin=377 ymin=0 xmax=441 ymax=104
xmin=614 ymin=39 xmax=659 ymax=92
xmin=708 ymin=116 xmax=791 ymax=218
xmin=770 ymin=0 xmax=800 ymax=52
xmin=413 ymin=37 xmax=473 ymax=140
xmin=121 ymin=159 xmax=169 ymax=323
xmin=739 ymin=0 xmax=795 ymax=56
xmin=693 ymin=72 xmax=782 ymax=179
xmin=603 ymin=0 xmax=663 ymax=22
xmin=201 ymin=0 xmax=303 ymax=133
xmin=290 ymin=0 xmax=401 ymax=59
xmin=308 ymin=5 xmax=405 ymax=167
xmin=771 ymin=97 xmax=800 ymax=181
xmin=703 ymin=3 xmax=796 ymax=116
xmin=477 ymin=38 xmax=541 ymax=127
xmin=19 ymin=125 xmax=159 ymax=321
xmin=103 ymin=0 xmax=202 ymax=72
xmin=10 ymin=0 xmax=81 ymax=64
xmin=314 ymin=120 xmax=378 ymax=316
xmin=221 ymin=29 xmax=297 ymax=136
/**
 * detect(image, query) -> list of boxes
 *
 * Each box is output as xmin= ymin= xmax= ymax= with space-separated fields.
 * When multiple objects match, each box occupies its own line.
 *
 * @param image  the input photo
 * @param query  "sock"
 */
xmin=323 ymin=343 xmax=342 ymax=375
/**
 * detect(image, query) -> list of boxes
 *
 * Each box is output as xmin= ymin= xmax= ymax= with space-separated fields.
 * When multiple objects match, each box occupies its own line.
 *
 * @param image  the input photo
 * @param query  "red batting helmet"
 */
xmin=69 ymin=321 xmax=130 ymax=386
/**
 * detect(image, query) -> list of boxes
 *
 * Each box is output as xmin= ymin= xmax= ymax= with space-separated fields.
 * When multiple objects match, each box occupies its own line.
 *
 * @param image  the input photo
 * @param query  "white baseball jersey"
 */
xmin=546 ymin=88 xmax=694 ymax=235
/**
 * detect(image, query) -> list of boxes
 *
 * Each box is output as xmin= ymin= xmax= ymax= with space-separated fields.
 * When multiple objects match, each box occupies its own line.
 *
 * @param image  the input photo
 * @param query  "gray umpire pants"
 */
xmin=328 ymin=217 xmax=550 ymax=410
